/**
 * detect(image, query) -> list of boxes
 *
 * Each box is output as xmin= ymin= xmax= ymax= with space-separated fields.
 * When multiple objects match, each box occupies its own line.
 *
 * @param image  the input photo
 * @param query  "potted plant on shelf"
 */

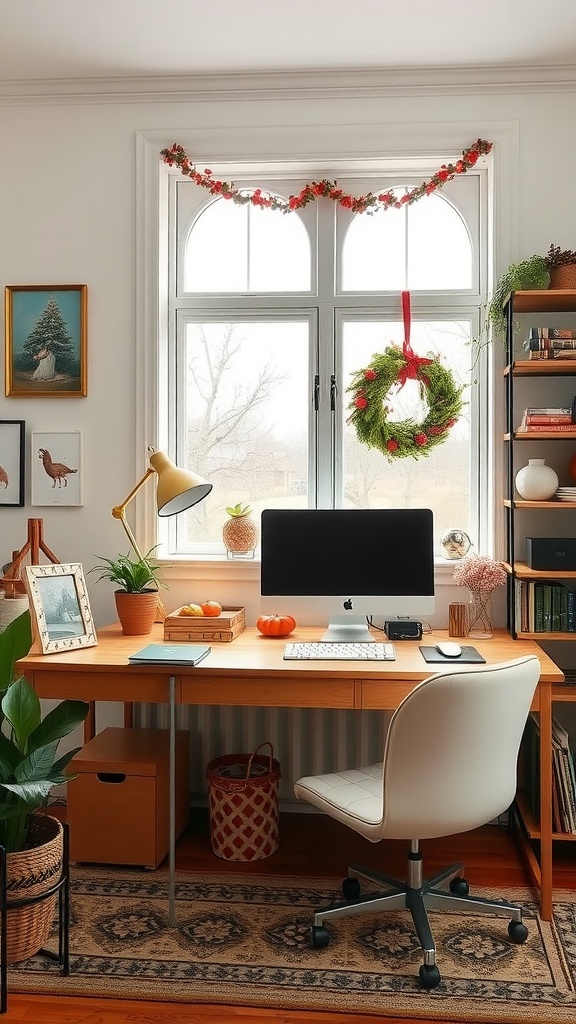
xmin=0 ymin=610 xmax=89 ymax=962
xmin=89 ymin=547 xmax=167 ymax=635
xmin=486 ymin=243 xmax=576 ymax=339
xmin=222 ymin=503 xmax=259 ymax=559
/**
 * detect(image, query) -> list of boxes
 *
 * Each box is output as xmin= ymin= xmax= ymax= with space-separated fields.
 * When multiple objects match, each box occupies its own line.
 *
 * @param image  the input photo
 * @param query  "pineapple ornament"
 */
xmin=223 ymin=503 xmax=259 ymax=559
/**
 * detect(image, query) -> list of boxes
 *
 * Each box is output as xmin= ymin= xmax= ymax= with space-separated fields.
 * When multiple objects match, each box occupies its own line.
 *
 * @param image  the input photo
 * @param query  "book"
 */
xmin=517 ymin=423 xmax=576 ymax=433
xmin=524 ymin=414 xmax=573 ymax=425
xmin=527 ymin=327 xmax=576 ymax=339
xmin=128 ymin=643 xmax=211 ymax=665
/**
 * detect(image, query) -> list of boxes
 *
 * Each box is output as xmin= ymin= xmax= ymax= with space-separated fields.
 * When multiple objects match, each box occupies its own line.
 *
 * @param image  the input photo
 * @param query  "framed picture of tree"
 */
xmin=24 ymin=562 xmax=97 ymax=654
xmin=4 ymin=284 xmax=87 ymax=397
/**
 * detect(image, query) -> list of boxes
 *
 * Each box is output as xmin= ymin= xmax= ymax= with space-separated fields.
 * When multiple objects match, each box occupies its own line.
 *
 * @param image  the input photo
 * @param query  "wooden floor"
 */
xmin=5 ymin=808 xmax=576 ymax=1024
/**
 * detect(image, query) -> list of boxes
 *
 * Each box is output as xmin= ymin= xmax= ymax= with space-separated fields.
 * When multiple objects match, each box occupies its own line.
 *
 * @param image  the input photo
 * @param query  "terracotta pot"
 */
xmin=549 ymin=264 xmax=576 ymax=289
xmin=114 ymin=589 xmax=158 ymax=635
xmin=6 ymin=814 xmax=63 ymax=963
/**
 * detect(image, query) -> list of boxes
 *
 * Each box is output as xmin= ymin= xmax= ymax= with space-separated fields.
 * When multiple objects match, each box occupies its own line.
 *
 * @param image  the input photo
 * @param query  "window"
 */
xmin=159 ymin=162 xmax=489 ymax=559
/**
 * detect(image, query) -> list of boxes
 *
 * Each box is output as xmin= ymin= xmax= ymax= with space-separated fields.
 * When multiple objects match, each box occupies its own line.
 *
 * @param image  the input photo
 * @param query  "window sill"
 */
xmin=160 ymin=556 xmax=461 ymax=585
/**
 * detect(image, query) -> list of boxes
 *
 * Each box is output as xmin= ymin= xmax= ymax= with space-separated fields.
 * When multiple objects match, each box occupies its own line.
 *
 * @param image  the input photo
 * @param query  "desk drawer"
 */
xmin=180 ymin=675 xmax=356 ymax=708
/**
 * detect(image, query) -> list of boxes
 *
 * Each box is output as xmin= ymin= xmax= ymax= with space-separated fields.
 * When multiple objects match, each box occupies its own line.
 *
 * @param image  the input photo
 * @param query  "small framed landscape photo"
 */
xmin=0 ymin=420 xmax=25 ymax=507
xmin=25 ymin=563 xmax=97 ymax=654
xmin=31 ymin=430 xmax=83 ymax=506
xmin=5 ymin=284 xmax=87 ymax=398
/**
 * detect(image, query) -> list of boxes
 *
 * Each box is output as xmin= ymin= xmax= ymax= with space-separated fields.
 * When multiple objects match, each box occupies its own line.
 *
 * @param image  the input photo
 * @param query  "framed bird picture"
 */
xmin=31 ymin=430 xmax=83 ymax=506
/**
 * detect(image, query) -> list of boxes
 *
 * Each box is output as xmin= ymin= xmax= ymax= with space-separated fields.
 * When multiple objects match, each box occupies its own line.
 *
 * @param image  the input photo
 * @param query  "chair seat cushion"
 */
xmin=294 ymin=763 xmax=383 ymax=838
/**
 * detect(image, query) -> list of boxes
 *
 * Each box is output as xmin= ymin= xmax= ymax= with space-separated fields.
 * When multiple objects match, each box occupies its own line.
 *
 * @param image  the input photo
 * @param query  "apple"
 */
xmin=200 ymin=601 xmax=223 ymax=617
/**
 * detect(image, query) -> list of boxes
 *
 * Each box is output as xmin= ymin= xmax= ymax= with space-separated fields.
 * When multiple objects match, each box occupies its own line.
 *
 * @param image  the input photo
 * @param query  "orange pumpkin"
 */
xmin=200 ymin=600 xmax=223 ymax=617
xmin=256 ymin=613 xmax=296 ymax=637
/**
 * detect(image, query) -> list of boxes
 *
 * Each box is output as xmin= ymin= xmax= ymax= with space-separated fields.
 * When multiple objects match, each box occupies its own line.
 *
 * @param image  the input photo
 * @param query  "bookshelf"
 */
xmin=503 ymin=289 xmax=576 ymax=876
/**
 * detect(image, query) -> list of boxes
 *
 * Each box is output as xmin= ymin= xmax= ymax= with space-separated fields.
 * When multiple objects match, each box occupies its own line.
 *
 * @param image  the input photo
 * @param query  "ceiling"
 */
xmin=1 ymin=0 xmax=576 ymax=82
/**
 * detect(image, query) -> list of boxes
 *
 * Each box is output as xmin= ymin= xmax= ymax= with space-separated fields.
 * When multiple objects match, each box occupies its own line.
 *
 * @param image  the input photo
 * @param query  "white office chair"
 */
xmin=294 ymin=656 xmax=540 ymax=989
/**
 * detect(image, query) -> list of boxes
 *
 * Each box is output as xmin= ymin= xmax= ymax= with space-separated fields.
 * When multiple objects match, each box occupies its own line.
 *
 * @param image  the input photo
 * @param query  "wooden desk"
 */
xmin=18 ymin=624 xmax=563 ymax=922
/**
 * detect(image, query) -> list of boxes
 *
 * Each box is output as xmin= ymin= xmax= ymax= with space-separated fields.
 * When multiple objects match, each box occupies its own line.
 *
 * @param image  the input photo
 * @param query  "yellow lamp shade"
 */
xmin=149 ymin=452 xmax=212 ymax=517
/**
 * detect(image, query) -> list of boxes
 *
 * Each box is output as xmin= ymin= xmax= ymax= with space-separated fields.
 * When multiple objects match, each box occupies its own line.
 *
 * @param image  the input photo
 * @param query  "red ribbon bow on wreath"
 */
xmin=397 ymin=291 xmax=433 ymax=387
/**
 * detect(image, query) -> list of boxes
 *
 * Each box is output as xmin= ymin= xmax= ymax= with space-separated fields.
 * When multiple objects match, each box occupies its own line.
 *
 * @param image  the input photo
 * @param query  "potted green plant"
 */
xmin=0 ymin=610 xmax=89 ymax=962
xmin=90 ymin=547 xmax=167 ymax=635
xmin=222 ymin=503 xmax=259 ymax=559
xmin=486 ymin=243 xmax=576 ymax=340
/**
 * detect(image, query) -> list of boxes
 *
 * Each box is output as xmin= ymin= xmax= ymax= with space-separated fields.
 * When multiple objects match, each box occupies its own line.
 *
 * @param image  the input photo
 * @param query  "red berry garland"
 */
xmin=347 ymin=347 xmax=465 ymax=461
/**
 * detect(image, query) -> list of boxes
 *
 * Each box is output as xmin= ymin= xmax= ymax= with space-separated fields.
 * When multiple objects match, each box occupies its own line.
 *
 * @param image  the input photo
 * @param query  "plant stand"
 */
xmin=0 ymin=821 xmax=70 ymax=1013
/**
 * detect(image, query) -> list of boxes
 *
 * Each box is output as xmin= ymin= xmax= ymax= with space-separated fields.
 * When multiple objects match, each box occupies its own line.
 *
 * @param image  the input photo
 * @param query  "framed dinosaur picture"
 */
xmin=4 ymin=284 xmax=88 ymax=398
xmin=31 ymin=431 xmax=83 ymax=506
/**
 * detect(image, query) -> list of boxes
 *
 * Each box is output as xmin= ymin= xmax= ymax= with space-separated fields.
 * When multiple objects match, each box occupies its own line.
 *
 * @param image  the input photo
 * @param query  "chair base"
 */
xmin=311 ymin=846 xmax=527 ymax=988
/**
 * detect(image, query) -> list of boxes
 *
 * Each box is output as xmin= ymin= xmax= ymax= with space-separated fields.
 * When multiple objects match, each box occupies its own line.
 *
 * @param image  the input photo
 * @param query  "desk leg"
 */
xmin=539 ymin=682 xmax=553 ymax=921
xmin=168 ymin=675 xmax=176 ymax=928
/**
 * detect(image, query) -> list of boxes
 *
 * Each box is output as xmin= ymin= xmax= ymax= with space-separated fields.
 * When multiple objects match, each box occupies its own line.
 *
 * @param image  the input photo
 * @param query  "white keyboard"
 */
xmin=283 ymin=641 xmax=395 ymax=661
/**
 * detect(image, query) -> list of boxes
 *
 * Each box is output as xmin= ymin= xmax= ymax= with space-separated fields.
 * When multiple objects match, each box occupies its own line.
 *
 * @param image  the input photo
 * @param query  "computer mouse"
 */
xmin=436 ymin=641 xmax=462 ymax=658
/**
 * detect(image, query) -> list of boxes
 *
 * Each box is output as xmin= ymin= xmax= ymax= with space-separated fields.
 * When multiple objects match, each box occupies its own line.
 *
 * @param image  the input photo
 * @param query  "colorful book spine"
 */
xmin=518 ymin=424 xmax=576 ymax=433
xmin=524 ymin=414 xmax=573 ymax=425
xmin=528 ymin=327 xmax=576 ymax=339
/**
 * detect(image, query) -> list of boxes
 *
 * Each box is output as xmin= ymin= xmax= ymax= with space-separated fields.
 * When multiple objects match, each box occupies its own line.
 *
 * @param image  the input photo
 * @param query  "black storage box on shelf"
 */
xmin=525 ymin=537 xmax=576 ymax=571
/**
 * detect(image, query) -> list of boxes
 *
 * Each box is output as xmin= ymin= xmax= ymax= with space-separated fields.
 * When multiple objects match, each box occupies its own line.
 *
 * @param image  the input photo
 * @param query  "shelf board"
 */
xmin=515 ymin=791 xmax=576 ymax=841
xmin=512 ymin=561 xmax=576 ymax=579
xmin=515 ymin=631 xmax=576 ymax=640
xmin=510 ymin=431 xmax=576 ymax=440
xmin=505 ymin=361 xmax=576 ymax=377
xmin=507 ymin=289 xmax=576 ymax=313
xmin=504 ymin=499 xmax=576 ymax=508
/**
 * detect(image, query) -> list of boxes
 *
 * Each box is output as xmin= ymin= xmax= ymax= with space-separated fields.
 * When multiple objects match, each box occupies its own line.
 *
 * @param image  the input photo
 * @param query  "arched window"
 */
xmin=161 ymin=165 xmax=488 ymax=558
xmin=342 ymin=190 xmax=473 ymax=292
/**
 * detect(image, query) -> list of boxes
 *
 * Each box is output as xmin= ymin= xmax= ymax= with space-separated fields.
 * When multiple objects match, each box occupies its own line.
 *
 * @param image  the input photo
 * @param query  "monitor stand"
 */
xmin=321 ymin=616 xmax=373 ymax=643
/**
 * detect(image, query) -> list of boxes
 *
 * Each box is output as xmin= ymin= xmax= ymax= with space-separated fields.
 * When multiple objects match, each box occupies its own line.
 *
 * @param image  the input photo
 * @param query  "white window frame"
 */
xmin=136 ymin=122 xmax=517 ymax=583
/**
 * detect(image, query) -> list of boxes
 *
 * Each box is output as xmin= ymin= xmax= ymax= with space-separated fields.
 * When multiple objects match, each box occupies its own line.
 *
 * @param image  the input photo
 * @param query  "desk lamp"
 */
xmin=112 ymin=450 xmax=212 ymax=619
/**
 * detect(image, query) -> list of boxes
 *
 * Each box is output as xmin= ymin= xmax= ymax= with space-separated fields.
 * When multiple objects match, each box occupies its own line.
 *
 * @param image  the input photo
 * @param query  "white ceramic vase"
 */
xmin=515 ymin=459 xmax=559 ymax=501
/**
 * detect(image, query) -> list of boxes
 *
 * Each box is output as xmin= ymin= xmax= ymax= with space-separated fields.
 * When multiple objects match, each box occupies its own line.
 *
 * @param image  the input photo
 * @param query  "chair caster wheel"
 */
xmin=342 ymin=876 xmax=361 ymax=899
xmin=449 ymin=876 xmax=470 ymax=896
xmin=419 ymin=964 xmax=441 ymax=989
xmin=310 ymin=925 xmax=330 ymax=949
xmin=508 ymin=920 xmax=528 ymax=944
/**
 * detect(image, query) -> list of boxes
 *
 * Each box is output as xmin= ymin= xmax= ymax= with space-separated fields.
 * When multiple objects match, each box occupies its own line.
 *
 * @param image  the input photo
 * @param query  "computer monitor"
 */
xmin=260 ymin=508 xmax=435 ymax=642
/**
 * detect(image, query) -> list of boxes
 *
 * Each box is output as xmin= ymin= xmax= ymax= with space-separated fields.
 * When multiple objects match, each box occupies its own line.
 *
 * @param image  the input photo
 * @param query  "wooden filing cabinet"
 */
xmin=67 ymin=727 xmax=189 ymax=868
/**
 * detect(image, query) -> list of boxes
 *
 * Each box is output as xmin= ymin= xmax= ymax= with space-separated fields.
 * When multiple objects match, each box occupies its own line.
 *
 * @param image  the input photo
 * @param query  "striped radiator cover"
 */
xmin=134 ymin=705 xmax=389 ymax=808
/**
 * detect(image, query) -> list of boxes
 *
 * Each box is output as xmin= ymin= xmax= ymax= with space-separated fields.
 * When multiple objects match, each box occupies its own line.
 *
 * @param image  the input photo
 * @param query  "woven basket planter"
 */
xmin=6 ymin=813 xmax=63 ymax=963
xmin=207 ymin=743 xmax=281 ymax=861
xmin=549 ymin=264 xmax=576 ymax=289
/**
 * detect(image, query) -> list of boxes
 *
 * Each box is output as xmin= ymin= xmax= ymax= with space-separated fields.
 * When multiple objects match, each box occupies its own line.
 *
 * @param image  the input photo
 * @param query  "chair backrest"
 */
xmin=380 ymin=656 xmax=540 ymax=841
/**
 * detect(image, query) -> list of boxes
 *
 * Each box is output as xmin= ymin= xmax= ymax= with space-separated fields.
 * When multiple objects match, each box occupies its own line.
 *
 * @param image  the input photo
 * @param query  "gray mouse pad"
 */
xmin=419 ymin=646 xmax=486 ymax=664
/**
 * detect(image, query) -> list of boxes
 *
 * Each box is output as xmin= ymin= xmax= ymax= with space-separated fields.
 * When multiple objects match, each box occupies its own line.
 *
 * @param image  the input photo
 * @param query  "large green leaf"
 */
xmin=0 ymin=779 xmax=53 ymax=808
xmin=14 ymin=741 xmax=60 ymax=783
xmin=0 ymin=732 xmax=20 ymax=778
xmin=0 ymin=611 xmax=32 ymax=691
xmin=1 ymin=677 xmax=41 ymax=750
xmin=28 ymin=699 xmax=89 ymax=751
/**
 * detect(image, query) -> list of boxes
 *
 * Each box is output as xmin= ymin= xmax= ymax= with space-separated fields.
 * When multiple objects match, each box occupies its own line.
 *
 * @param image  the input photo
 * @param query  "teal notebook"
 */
xmin=128 ymin=643 xmax=211 ymax=666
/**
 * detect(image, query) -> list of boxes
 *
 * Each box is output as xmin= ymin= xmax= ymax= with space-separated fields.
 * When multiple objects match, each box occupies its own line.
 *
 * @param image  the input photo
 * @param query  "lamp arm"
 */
xmin=111 ymin=467 xmax=156 ymax=562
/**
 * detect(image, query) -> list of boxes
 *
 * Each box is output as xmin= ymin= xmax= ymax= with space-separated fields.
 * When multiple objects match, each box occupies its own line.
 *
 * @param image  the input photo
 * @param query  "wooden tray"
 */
xmin=164 ymin=605 xmax=245 ymax=643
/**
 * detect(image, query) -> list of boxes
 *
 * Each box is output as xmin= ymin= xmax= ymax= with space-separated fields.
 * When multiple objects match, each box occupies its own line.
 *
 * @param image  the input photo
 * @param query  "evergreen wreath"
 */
xmin=347 ymin=344 xmax=465 ymax=461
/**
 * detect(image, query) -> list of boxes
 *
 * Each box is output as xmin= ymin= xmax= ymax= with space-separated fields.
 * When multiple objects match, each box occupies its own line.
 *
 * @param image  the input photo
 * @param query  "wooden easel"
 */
xmin=0 ymin=518 xmax=60 ymax=596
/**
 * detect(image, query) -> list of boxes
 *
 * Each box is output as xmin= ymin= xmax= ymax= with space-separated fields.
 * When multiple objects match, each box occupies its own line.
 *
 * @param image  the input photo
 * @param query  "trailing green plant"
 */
xmin=89 ymin=546 xmax=168 ymax=593
xmin=0 ymin=610 xmax=89 ymax=852
xmin=486 ymin=254 xmax=550 ymax=339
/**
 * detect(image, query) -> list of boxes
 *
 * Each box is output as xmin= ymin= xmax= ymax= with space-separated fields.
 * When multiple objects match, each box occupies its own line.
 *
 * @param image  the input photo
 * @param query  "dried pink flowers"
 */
xmin=452 ymin=554 xmax=507 ymax=592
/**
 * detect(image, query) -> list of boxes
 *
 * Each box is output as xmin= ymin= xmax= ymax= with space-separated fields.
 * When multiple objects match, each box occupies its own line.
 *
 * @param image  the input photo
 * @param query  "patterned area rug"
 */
xmin=8 ymin=867 xmax=576 ymax=1022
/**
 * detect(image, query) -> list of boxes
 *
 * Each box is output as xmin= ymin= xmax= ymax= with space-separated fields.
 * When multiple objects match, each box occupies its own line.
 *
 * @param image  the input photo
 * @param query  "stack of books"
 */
xmin=517 ymin=405 xmax=576 ymax=433
xmin=524 ymin=712 xmax=576 ymax=834
xmin=514 ymin=578 xmax=576 ymax=634
xmin=523 ymin=327 xmax=576 ymax=359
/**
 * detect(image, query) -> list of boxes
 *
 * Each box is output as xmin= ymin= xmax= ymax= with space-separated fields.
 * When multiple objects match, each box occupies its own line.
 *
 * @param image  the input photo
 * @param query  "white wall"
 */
xmin=1 ymin=72 xmax=575 ymax=636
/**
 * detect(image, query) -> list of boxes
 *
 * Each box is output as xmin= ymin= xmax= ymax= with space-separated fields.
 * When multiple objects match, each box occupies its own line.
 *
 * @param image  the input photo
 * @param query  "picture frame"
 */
xmin=0 ymin=419 xmax=25 ymax=507
xmin=4 ymin=284 xmax=87 ymax=398
xmin=24 ymin=562 xmax=97 ymax=654
xmin=31 ymin=430 xmax=83 ymax=506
